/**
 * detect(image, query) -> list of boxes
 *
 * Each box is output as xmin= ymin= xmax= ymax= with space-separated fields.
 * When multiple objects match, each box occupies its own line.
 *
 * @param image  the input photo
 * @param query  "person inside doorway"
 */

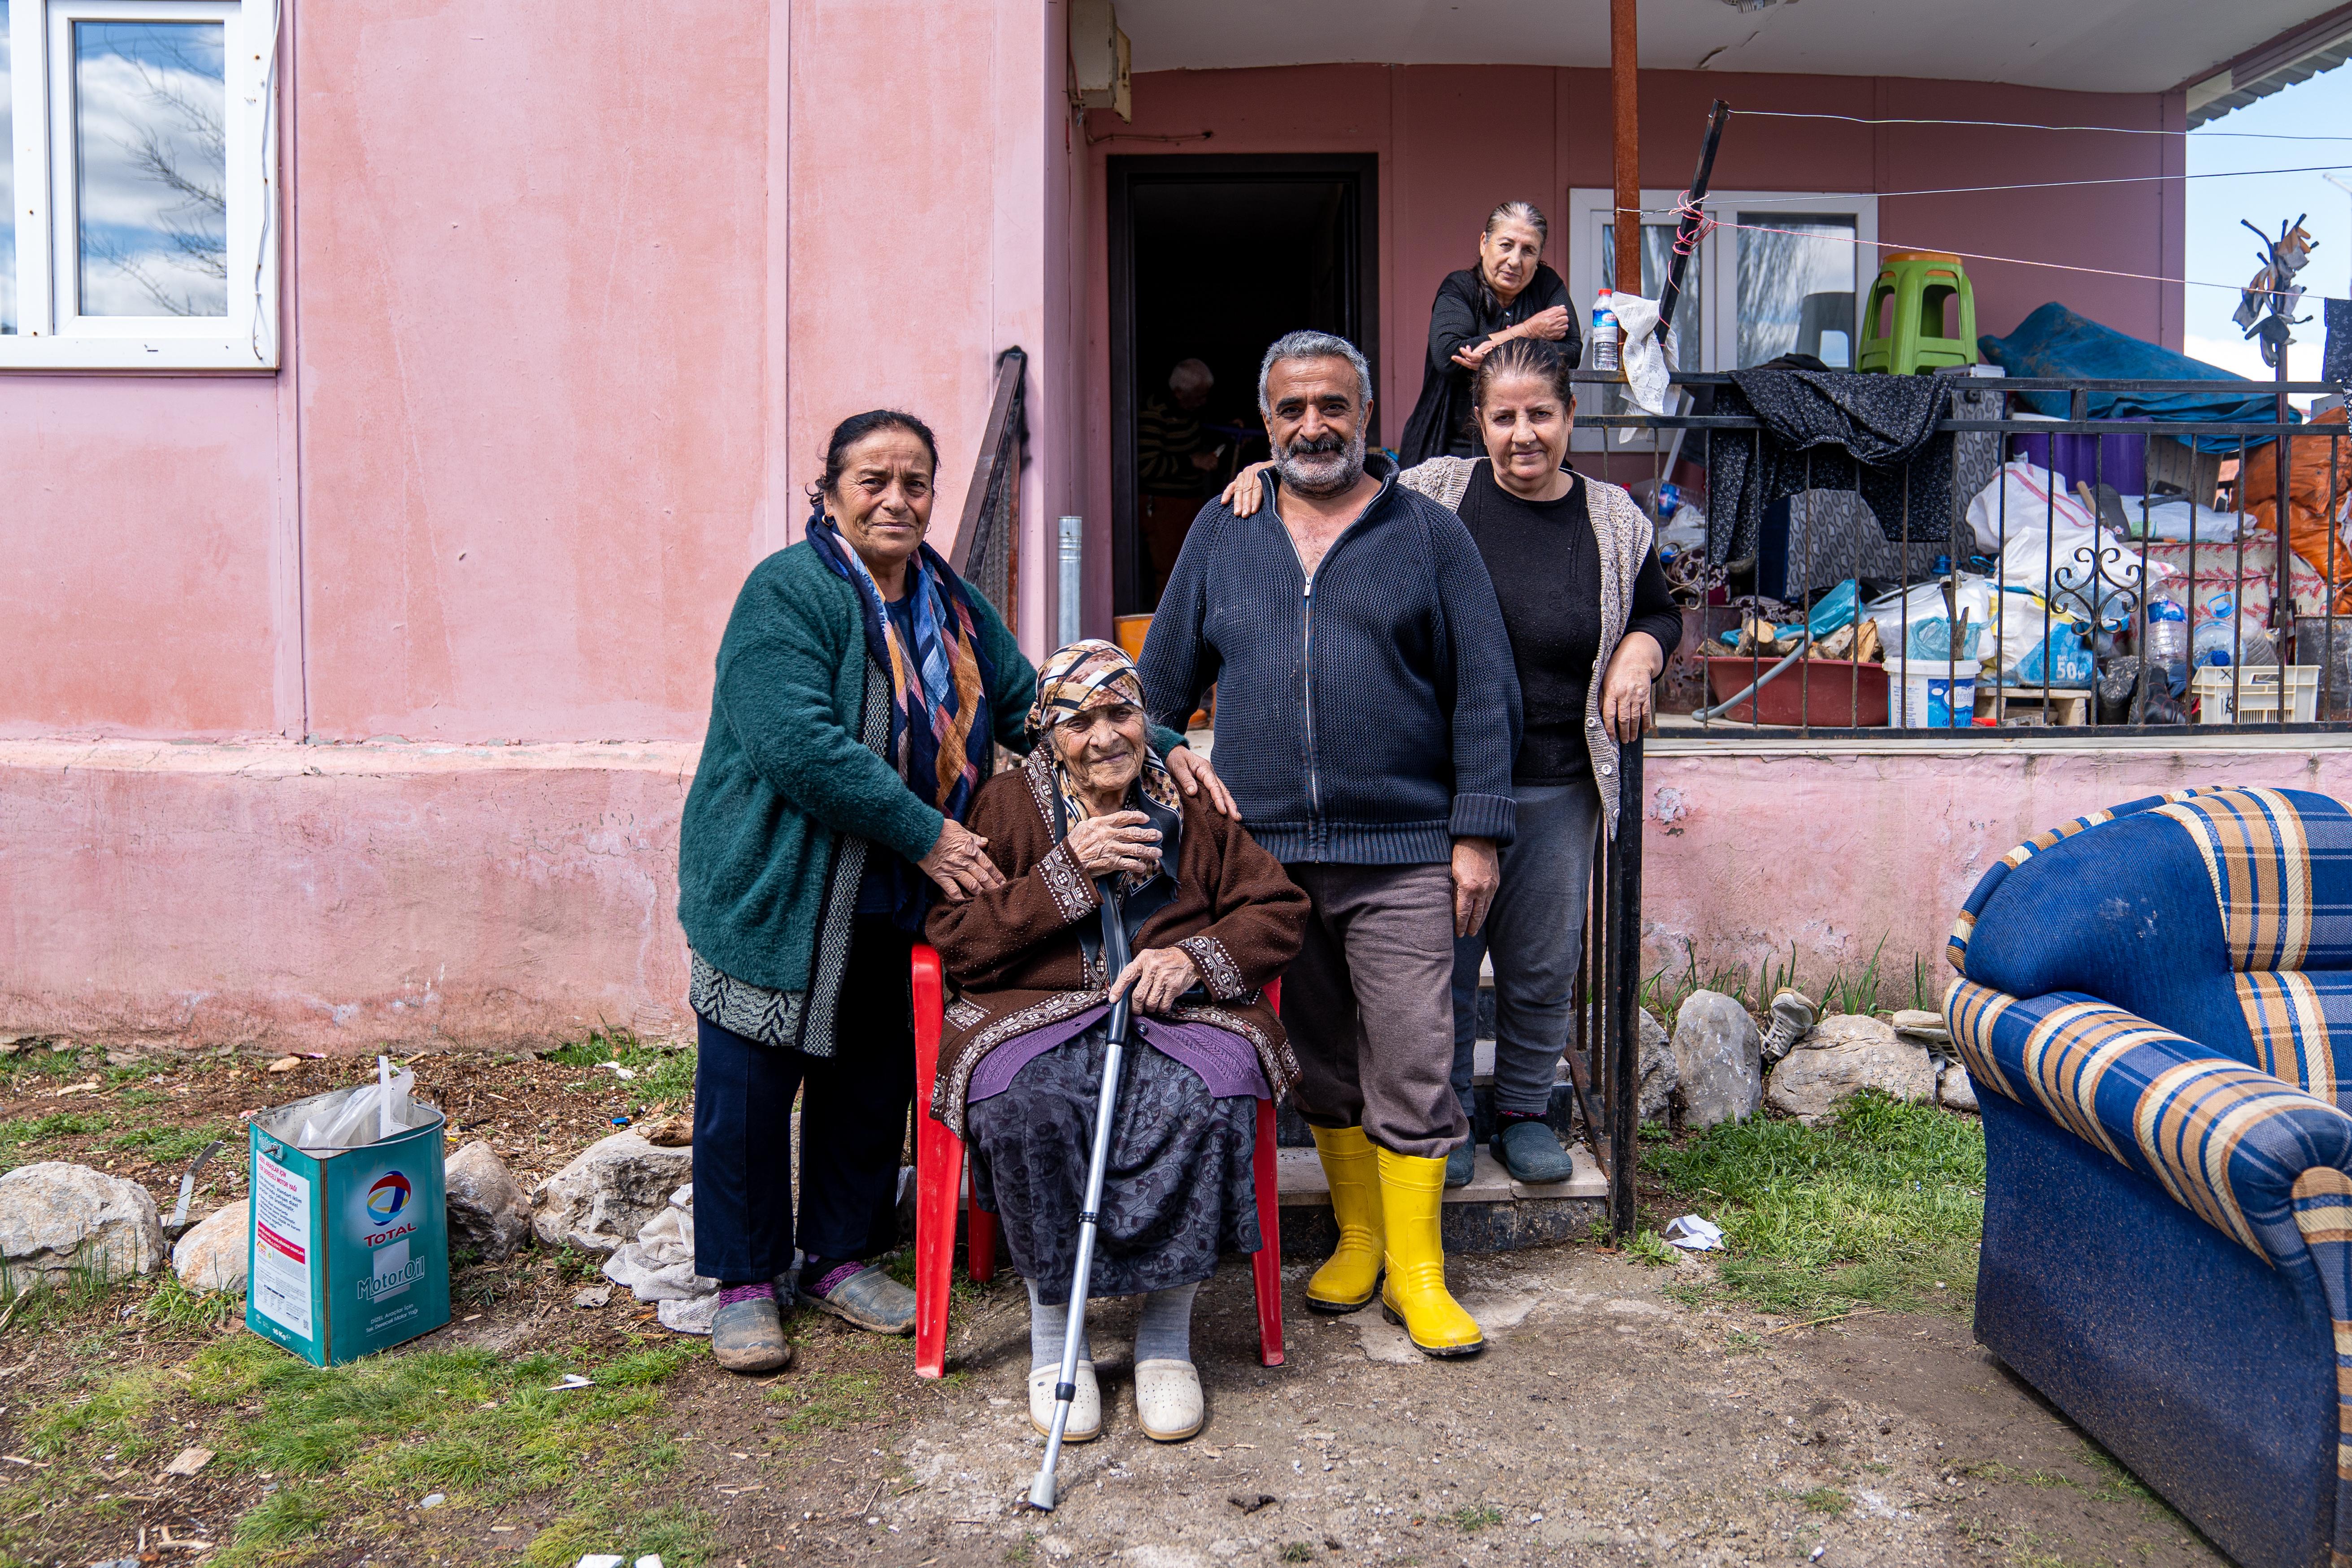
xmin=1140 ymin=330 xmax=1522 ymax=1359
xmin=1138 ymin=358 xmax=1225 ymax=600
xmin=1398 ymin=200 xmax=1577 ymax=465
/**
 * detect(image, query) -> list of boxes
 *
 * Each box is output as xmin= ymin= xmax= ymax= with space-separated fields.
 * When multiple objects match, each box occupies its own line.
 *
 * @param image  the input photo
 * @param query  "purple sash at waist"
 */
xmin=964 ymin=1002 xmax=1270 ymax=1105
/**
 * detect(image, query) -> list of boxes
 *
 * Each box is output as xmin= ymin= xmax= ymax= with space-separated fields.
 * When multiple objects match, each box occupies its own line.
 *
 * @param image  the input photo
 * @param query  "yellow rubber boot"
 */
xmin=1375 ymin=1146 xmax=1485 ymax=1357
xmin=1305 ymin=1125 xmax=1384 ymax=1313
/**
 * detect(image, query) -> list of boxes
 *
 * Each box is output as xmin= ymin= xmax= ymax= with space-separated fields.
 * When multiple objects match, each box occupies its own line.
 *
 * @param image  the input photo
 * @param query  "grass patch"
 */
xmin=1446 ymin=1503 xmax=1504 ymax=1532
xmin=544 ymin=1026 xmax=695 ymax=1106
xmin=110 ymin=1120 xmax=237 ymax=1164
xmin=1622 ymin=1229 xmax=1677 ymax=1268
xmin=766 ymin=1369 xmax=891 ymax=1433
xmin=0 ymin=1110 xmax=118 ymax=1169
xmin=1278 ymin=1546 xmax=1316 ymax=1564
xmin=19 ymin=1328 xmax=712 ymax=1567
xmin=138 ymin=1273 xmax=243 ymax=1333
xmin=1801 ymin=1486 xmax=1851 ymax=1516
xmin=1639 ymin=936 xmax=1936 ymax=1030
xmin=1647 ymin=1090 xmax=1984 ymax=1315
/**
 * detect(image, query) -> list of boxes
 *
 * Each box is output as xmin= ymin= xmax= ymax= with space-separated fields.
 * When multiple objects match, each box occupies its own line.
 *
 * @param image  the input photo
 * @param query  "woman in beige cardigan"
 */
xmin=1222 ymin=336 xmax=1678 ymax=1186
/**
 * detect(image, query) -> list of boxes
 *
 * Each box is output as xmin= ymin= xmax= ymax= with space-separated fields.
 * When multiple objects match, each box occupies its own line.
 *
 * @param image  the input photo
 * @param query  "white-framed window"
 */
xmin=1565 ymin=187 xmax=1877 ymax=450
xmin=1 ymin=0 xmax=278 ymax=367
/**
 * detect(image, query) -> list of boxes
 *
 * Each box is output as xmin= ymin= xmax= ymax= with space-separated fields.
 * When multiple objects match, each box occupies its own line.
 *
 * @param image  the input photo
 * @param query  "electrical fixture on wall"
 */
xmin=1070 ymin=0 xmax=1130 ymax=122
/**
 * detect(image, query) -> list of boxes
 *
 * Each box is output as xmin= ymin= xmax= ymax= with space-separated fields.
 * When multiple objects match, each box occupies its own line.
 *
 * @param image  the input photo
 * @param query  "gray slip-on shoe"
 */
xmin=710 ymin=1295 xmax=794 ymax=1373
xmin=1444 ymin=1138 xmax=1475 ymax=1189
xmin=807 ymin=1263 xmax=917 ymax=1336
xmin=1493 ymin=1120 xmax=1576 ymax=1185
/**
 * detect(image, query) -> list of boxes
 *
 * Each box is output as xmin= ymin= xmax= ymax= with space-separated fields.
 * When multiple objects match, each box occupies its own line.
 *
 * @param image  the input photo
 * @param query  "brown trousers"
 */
xmin=1278 ymin=863 xmax=1467 ymax=1160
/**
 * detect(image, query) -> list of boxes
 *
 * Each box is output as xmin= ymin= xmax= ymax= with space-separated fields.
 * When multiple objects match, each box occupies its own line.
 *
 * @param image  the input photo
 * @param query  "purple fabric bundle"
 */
xmin=965 ymin=1002 xmax=1269 ymax=1104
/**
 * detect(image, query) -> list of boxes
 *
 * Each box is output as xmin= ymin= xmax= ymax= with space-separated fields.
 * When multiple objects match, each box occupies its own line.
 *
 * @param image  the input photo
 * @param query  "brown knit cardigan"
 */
xmin=923 ymin=749 xmax=1309 ymax=1139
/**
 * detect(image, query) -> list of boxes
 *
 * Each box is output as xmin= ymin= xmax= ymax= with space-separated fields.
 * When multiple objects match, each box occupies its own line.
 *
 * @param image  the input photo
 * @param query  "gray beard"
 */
xmin=1274 ymin=429 xmax=1367 ymax=499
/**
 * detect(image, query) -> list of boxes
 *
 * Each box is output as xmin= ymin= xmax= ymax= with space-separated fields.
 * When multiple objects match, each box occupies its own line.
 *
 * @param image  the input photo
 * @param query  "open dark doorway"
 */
xmin=1109 ymin=154 xmax=1378 ymax=616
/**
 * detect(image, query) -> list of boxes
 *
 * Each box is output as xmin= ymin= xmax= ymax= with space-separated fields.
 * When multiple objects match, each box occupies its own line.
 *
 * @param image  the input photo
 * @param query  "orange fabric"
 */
xmin=2246 ymin=406 xmax=2352 ymax=608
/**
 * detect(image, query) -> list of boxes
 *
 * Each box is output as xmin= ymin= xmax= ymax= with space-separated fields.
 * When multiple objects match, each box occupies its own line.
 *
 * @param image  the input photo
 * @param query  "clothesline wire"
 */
xmin=1633 ymin=162 xmax=2350 ymax=203
xmin=1614 ymin=209 xmax=2300 ymax=297
xmin=1731 ymin=108 xmax=2352 ymax=142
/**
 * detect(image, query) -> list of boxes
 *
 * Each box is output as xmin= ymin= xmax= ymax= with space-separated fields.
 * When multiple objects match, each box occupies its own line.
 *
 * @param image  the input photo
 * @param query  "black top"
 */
xmin=1453 ymin=461 xmax=1682 ymax=785
xmin=1398 ymin=263 xmax=1578 ymax=465
xmin=856 ymin=595 xmax=923 ymax=913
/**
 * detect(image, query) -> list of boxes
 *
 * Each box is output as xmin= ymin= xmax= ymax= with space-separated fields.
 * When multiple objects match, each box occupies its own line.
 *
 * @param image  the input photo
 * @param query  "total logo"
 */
xmin=365 ymin=1172 xmax=411 ymax=1224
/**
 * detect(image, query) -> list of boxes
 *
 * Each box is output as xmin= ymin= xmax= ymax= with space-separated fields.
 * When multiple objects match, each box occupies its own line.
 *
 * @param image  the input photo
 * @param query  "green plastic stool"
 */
xmin=1857 ymin=251 xmax=1977 ymax=375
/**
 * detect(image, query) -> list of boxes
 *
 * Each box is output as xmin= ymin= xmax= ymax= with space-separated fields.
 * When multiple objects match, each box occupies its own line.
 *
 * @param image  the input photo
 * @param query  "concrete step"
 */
xmin=1271 ymin=1143 xmax=1605 ymax=1257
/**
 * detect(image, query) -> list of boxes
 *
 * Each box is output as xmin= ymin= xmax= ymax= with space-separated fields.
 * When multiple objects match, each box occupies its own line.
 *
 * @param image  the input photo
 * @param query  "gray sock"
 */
xmin=1026 ymin=1278 xmax=1093 ymax=1372
xmin=1132 ymin=1282 xmax=1198 ymax=1365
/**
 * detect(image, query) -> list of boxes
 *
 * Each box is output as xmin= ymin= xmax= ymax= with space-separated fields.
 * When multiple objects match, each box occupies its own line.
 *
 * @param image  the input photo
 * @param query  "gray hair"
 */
xmin=1169 ymin=357 xmax=1213 ymax=395
xmin=1256 ymin=330 xmax=1374 ymax=414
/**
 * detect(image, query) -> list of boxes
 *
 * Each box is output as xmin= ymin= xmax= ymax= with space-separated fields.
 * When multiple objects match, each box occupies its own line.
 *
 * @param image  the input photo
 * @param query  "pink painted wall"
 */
xmin=1638 ymin=744 xmax=2352 ymax=1006
xmin=1078 ymin=65 xmax=2184 ymax=630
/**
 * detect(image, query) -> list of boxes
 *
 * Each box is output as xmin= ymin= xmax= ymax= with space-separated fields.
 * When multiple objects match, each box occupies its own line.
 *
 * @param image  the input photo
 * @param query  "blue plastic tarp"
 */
xmin=1977 ymin=302 xmax=2293 ymax=452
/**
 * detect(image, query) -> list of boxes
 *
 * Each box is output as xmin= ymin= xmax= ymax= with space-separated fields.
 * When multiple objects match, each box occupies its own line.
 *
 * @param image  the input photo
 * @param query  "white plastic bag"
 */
xmin=1991 ymin=590 xmax=2096 ymax=687
xmin=263 ymin=1056 xmax=433 ymax=1150
xmin=1604 ymin=291 xmax=1676 ymax=421
xmin=1864 ymin=577 xmax=1996 ymax=664
xmin=1966 ymin=458 xmax=2091 ymax=549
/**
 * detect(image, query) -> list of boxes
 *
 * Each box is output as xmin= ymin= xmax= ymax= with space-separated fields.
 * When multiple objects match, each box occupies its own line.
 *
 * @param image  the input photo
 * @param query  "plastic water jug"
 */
xmin=2145 ymin=599 xmax=2189 ymax=696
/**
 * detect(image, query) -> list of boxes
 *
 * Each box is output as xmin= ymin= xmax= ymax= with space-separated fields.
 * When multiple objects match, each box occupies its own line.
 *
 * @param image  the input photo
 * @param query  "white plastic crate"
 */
xmin=2190 ymin=665 xmax=2319 ymax=725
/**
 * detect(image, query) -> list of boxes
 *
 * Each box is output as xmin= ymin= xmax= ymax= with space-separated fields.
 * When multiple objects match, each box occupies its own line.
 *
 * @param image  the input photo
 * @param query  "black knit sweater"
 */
xmin=1139 ymin=456 xmax=1523 ymax=864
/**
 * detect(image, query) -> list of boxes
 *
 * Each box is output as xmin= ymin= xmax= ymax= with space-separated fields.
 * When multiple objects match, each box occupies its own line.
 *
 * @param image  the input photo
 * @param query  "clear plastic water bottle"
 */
xmin=2191 ymin=613 xmax=2279 ymax=669
xmin=1590 ymin=289 xmax=1621 ymax=374
xmin=2144 ymin=599 xmax=2189 ymax=696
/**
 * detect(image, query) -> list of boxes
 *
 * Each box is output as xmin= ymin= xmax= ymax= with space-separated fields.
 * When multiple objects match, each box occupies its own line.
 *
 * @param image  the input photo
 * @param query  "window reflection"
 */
xmin=75 ymin=20 xmax=227 ymax=318
xmin=1737 ymin=216 xmax=1857 ymax=368
xmin=1601 ymin=220 xmax=1702 ymax=364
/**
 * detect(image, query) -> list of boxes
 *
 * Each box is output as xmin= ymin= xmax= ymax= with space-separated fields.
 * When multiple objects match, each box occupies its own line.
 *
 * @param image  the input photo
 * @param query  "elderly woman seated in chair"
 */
xmin=927 ymin=641 xmax=1306 ymax=1445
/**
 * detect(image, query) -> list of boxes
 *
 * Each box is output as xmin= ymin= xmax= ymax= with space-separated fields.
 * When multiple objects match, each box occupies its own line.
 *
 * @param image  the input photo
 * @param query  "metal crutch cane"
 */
xmin=1028 ymin=878 xmax=1135 ymax=1512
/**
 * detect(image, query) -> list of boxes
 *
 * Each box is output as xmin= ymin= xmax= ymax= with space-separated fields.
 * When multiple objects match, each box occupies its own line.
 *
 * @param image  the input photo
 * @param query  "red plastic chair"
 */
xmin=912 ymin=943 xmax=1285 ymax=1378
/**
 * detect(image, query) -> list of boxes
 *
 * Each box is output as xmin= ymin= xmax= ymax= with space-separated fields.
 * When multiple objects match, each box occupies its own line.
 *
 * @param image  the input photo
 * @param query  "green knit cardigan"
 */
xmin=678 ymin=542 xmax=1179 ymax=1055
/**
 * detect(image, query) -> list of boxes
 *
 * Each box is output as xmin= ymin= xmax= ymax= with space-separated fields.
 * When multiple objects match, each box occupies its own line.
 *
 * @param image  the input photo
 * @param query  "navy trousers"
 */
xmin=691 ymin=917 xmax=915 ymax=1282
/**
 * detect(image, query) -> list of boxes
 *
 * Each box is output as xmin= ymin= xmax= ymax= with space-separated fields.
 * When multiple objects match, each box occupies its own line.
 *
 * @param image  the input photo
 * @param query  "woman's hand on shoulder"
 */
xmin=1111 ymin=947 xmax=1200 ymax=1016
xmin=1064 ymin=811 xmax=1161 ymax=880
xmin=1218 ymin=460 xmax=1275 ymax=517
xmin=1166 ymin=748 xmax=1241 ymax=820
xmin=917 ymin=818 xmax=1005 ymax=902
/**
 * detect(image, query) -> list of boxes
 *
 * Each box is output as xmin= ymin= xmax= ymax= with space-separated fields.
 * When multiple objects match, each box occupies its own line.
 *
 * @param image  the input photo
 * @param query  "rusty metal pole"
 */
xmin=1611 ymin=0 xmax=1641 ymax=295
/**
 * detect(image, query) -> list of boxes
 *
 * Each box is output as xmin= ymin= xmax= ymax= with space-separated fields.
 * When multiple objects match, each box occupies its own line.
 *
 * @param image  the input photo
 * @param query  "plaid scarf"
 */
xmin=807 ymin=514 xmax=994 ymax=927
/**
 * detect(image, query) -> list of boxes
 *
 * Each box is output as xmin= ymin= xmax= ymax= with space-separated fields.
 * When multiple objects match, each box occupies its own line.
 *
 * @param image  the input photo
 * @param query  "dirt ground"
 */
xmin=1 ymin=1042 xmax=2222 ymax=1568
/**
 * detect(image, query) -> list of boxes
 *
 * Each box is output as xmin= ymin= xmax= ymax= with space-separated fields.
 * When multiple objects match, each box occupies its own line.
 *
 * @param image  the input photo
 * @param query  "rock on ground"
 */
xmin=1672 ymin=990 xmax=1761 ymax=1128
xmin=1939 ymin=1061 xmax=1979 ymax=1112
xmin=531 ymin=1132 xmax=694 ymax=1254
xmin=1767 ymin=1014 xmax=1936 ymax=1122
xmin=0 ymin=1162 xmax=166 ymax=1286
xmin=445 ymin=1141 xmax=532 ymax=1260
xmin=1638 ymin=1009 xmax=1678 ymax=1124
xmin=172 ymin=1201 xmax=249 ymax=1294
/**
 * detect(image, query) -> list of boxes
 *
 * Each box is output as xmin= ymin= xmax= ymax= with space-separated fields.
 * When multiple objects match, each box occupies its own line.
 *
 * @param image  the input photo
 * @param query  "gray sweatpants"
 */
xmin=1450 ymin=777 xmax=1604 ymax=1122
xmin=1279 ymin=862 xmax=1467 ymax=1161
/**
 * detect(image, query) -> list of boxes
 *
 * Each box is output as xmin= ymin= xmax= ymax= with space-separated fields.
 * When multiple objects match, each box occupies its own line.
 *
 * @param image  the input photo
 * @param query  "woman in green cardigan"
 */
xmin=677 ymin=409 xmax=1234 ymax=1373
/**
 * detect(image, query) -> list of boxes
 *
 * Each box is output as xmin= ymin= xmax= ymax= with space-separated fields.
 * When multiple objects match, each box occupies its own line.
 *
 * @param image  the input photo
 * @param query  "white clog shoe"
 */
xmin=1027 ymin=1360 xmax=1101 ymax=1442
xmin=1134 ymin=1358 xmax=1205 ymax=1442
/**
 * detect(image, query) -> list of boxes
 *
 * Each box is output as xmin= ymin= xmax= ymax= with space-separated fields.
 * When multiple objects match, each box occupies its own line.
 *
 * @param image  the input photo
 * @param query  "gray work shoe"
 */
xmin=1493 ymin=1120 xmax=1577 ymax=1185
xmin=1444 ymin=1138 xmax=1475 ymax=1189
xmin=1761 ymin=988 xmax=1818 ymax=1065
xmin=710 ymin=1294 xmax=793 ymax=1373
xmin=806 ymin=1263 xmax=917 ymax=1336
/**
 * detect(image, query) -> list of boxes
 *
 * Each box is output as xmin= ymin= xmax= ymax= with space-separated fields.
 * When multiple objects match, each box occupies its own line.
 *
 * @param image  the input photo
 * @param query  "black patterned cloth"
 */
xmin=1704 ymin=364 xmax=1955 ymax=566
xmin=2326 ymin=299 xmax=2351 ymax=392
xmin=966 ymin=1018 xmax=1260 ymax=1305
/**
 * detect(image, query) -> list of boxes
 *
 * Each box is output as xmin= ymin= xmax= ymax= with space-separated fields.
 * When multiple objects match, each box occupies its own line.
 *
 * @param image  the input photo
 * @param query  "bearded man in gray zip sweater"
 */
xmin=1139 ymin=330 xmax=1522 ymax=1360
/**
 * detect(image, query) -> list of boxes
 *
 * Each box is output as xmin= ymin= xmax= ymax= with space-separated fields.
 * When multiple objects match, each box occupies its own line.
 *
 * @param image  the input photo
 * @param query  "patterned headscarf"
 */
xmin=1029 ymin=641 xmax=1178 ymax=887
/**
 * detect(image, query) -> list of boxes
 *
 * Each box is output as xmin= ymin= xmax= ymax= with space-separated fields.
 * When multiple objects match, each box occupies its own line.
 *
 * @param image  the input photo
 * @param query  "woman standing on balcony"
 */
xmin=1222 ymin=337 xmax=1676 ymax=1188
xmin=1397 ymin=200 xmax=1579 ymax=465
xmin=676 ymin=410 xmax=1235 ymax=1374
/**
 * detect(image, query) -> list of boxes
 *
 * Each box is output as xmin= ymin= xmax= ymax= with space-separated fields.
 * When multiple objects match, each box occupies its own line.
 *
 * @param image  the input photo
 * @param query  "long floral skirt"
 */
xmin=966 ymin=1020 xmax=1260 ymax=1306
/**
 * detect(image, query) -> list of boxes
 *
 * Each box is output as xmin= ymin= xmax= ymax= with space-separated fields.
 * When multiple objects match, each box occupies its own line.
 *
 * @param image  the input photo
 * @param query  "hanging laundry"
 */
xmin=1701 ymin=359 xmax=1954 ymax=567
xmin=2325 ymin=298 xmax=2351 ymax=391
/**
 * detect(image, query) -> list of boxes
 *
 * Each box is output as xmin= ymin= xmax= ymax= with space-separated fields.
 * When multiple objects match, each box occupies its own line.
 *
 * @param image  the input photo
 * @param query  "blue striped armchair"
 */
xmin=1947 ymin=786 xmax=2352 ymax=1568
